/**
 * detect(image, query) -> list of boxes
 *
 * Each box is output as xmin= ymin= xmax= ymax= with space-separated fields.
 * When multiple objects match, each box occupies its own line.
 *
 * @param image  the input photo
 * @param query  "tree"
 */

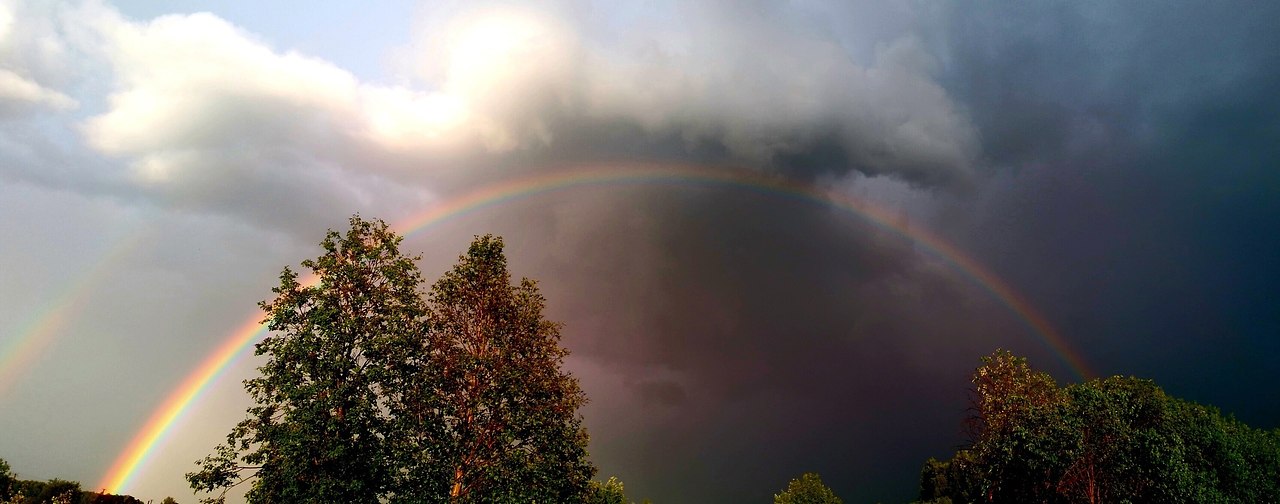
xmin=188 ymin=217 xmax=426 ymax=503
xmin=82 ymin=493 xmax=145 ymax=504
xmin=920 ymin=350 xmax=1280 ymax=503
xmin=963 ymin=350 xmax=1070 ymax=503
xmin=29 ymin=478 xmax=79 ymax=504
xmin=586 ymin=477 xmax=627 ymax=504
xmin=387 ymin=235 xmax=595 ymax=503
xmin=0 ymin=459 xmax=12 ymax=500
xmin=774 ymin=473 xmax=843 ymax=504
xmin=188 ymin=219 xmax=596 ymax=503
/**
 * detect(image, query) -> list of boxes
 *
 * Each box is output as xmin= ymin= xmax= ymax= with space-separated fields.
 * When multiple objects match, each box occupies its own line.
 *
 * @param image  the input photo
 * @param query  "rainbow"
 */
xmin=0 ymin=234 xmax=144 ymax=398
xmin=97 ymin=163 xmax=1094 ymax=494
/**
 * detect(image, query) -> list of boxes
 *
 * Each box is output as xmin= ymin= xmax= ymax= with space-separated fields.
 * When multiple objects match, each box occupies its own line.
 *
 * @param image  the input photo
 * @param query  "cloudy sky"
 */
xmin=1 ymin=1 xmax=1277 ymax=502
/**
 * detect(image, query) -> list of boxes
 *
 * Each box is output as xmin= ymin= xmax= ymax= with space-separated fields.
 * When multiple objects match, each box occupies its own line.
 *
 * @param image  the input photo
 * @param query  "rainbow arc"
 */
xmin=97 ymin=163 xmax=1093 ymax=493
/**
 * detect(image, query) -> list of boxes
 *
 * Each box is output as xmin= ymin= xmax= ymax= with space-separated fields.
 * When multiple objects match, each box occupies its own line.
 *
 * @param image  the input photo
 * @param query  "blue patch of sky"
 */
xmin=109 ymin=0 xmax=419 ymax=83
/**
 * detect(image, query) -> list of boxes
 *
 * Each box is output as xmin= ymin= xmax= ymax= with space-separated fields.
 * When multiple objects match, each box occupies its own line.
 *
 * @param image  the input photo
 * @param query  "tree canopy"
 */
xmin=586 ymin=477 xmax=627 ymax=504
xmin=0 ymin=458 xmax=145 ymax=504
xmin=918 ymin=350 xmax=1280 ymax=503
xmin=186 ymin=217 xmax=595 ymax=503
xmin=387 ymin=234 xmax=594 ymax=503
xmin=774 ymin=473 xmax=843 ymax=504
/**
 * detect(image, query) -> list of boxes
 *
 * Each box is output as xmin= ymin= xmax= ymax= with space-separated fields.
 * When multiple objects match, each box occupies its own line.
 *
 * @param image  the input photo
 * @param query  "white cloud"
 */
xmin=416 ymin=6 xmax=580 ymax=150
xmin=0 ymin=69 xmax=76 ymax=110
xmin=62 ymin=5 xmax=436 ymax=228
xmin=0 ymin=2 xmax=12 ymax=43
xmin=81 ymin=11 xmax=360 ymax=156
xmin=0 ymin=1 xmax=78 ymax=115
xmin=77 ymin=5 xmax=573 ymax=165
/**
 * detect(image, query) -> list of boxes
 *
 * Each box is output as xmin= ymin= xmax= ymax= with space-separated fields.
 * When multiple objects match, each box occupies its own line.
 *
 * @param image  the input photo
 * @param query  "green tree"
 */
xmin=160 ymin=498 xmax=179 ymax=504
xmin=0 ymin=459 xmax=12 ymax=500
xmin=187 ymin=217 xmax=426 ymax=504
xmin=188 ymin=219 xmax=596 ymax=503
xmin=920 ymin=350 xmax=1280 ymax=503
xmin=774 ymin=473 xmax=842 ymax=504
xmin=586 ymin=477 xmax=627 ymax=504
xmin=19 ymin=478 xmax=80 ymax=504
xmin=387 ymin=235 xmax=594 ymax=503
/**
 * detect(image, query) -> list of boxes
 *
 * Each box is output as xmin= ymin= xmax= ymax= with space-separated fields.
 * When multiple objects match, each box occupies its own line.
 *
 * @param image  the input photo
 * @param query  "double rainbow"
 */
xmin=97 ymin=163 xmax=1094 ymax=493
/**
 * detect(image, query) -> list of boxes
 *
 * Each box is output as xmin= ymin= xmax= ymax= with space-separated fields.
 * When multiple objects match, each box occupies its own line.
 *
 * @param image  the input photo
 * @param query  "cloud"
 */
xmin=61 ymin=0 xmax=978 ymax=227
xmin=0 ymin=2 xmax=10 ymax=41
xmin=400 ymin=1 xmax=980 ymax=185
xmin=0 ymin=1 xmax=77 ymax=116
xmin=485 ymin=181 xmax=1040 ymax=503
xmin=573 ymin=7 xmax=977 ymax=185
xmin=54 ymin=5 xmax=437 ymax=229
xmin=919 ymin=0 xmax=1280 ymax=428
xmin=0 ymin=69 xmax=76 ymax=113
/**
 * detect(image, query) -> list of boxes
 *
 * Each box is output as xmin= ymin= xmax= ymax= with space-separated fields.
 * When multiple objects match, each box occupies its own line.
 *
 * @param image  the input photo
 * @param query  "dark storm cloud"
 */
xmin=461 ymin=182 xmax=1060 ymax=503
xmin=484 ymin=3 xmax=1280 ymax=502
xmin=633 ymin=380 xmax=686 ymax=408
xmin=922 ymin=1 xmax=1280 ymax=424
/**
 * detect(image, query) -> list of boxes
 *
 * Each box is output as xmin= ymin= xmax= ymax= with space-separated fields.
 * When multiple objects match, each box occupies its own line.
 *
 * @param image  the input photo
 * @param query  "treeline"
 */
xmin=0 ymin=458 xmax=156 ymax=504
xmin=917 ymin=350 xmax=1280 ymax=503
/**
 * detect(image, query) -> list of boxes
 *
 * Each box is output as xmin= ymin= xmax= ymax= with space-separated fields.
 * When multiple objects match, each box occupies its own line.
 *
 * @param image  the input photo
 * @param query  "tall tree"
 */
xmin=388 ymin=235 xmax=595 ymax=503
xmin=188 ymin=216 xmax=426 ymax=504
xmin=188 ymin=220 xmax=595 ymax=503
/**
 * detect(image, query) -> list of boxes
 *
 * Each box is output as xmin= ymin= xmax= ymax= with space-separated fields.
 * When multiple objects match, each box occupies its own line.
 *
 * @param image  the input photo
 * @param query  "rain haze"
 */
xmin=1 ymin=1 xmax=1278 ymax=502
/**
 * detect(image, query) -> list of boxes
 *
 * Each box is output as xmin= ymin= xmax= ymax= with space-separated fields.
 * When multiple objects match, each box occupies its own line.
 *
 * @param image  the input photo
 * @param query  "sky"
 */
xmin=0 ymin=1 xmax=1278 ymax=502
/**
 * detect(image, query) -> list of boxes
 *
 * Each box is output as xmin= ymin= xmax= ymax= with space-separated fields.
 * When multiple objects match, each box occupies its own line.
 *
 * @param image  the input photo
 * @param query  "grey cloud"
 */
xmin=455 ymin=182 xmax=1064 ymax=502
xmin=633 ymin=380 xmax=687 ymax=408
xmin=23 ymin=0 xmax=981 ymax=236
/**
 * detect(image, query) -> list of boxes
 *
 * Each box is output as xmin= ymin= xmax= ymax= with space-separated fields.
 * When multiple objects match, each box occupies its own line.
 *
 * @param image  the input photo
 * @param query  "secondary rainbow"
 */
xmin=1 ymin=233 xmax=146 ymax=398
xmin=98 ymin=163 xmax=1094 ymax=494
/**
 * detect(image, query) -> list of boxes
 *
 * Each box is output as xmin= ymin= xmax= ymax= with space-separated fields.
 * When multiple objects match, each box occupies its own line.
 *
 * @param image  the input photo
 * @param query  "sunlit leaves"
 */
xmin=773 ymin=472 xmax=843 ymax=504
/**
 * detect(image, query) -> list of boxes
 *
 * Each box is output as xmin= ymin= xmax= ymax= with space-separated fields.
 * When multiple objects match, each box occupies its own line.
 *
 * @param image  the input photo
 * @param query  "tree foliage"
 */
xmin=586 ymin=477 xmax=627 ymax=504
xmin=919 ymin=350 xmax=1280 ymax=503
xmin=187 ymin=217 xmax=595 ymax=503
xmin=0 ymin=459 xmax=12 ymax=501
xmin=0 ymin=459 xmax=144 ymax=504
xmin=387 ymin=235 xmax=593 ymax=503
xmin=774 ymin=472 xmax=843 ymax=504
xmin=188 ymin=217 xmax=422 ymax=503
